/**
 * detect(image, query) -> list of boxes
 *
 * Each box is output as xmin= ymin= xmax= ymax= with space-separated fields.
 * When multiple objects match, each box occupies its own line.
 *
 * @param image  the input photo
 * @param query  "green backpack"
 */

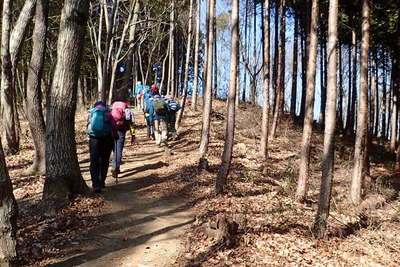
xmin=154 ymin=99 xmax=166 ymax=115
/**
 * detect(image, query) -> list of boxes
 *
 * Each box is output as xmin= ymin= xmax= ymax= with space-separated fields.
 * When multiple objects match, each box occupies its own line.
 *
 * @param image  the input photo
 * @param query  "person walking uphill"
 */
xmin=145 ymin=94 xmax=169 ymax=147
xmin=87 ymin=101 xmax=117 ymax=193
xmin=110 ymin=100 xmax=136 ymax=181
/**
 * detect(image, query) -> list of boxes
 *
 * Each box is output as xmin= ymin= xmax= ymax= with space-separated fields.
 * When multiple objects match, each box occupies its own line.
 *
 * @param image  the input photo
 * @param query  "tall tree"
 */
xmin=168 ymin=0 xmax=176 ymax=96
xmin=270 ymin=0 xmax=286 ymax=138
xmin=350 ymin=0 xmax=370 ymax=206
xmin=198 ymin=0 xmax=215 ymax=167
xmin=313 ymin=0 xmax=338 ymax=238
xmin=260 ymin=0 xmax=271 ymax=159
xmin=290 ymin=8 xmax=298 ymax=118
xmin=191 ymin=0 xmax=201 ymax=111
xmin=43 ymin=0 xmax=89 ymax=211
xmin=24 ymin=0 xmax=48 ymax=176
xmin=295 ymin=0 xmax=319 ymax=202
xmin=176 ymin=0 xmax=194 ymax=130
xmin=216 ymin=0 xmax=239 ymax=194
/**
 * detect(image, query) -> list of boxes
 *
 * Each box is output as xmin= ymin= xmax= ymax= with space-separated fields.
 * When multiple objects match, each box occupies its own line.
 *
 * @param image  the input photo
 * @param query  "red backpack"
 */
xmin=111 ymin=101 xmax=128 ymax=130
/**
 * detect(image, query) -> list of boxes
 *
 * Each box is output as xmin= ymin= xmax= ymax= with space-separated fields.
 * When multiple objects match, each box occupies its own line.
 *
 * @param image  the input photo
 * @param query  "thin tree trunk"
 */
xmin=382 ymin=53 xmax=387 ymax=139
xmin=349 ymin=31 xmax=357 ymax=135
xmin=350 ymin=0 xmax=370 ymax=206
xmin=242 ymin=0 xmax=249 ymax=102
xmin=216 ymin=0 xmax=239 ymax=194
xmin=199 ymin=0 xmax=215 ymax=164
xmin=169 ymin=0 xmax=176 ymax=96
xmin=312 ymin=0 xmax=338 ymax=238
xmin=346 ymin=44 xmax=352 ymax=133
xmin=272 ymin=0 xmax=280 ymax=112
xmin=392 ymin=51 xmax=400 ymax=151
xmin=374 ymin=53 xmax=379 ymax=136
xmin=290 ymin=10 xmax=298 ymax=118
xmin=338 ymin=41 xmax=344 ymax=131
xmin=0 ymin=0 xmax=19 ymax=154
xmin=191 ymin=0 xmax=201 ymax=111
xmin=43 ymin=0 xmax=89 ymax=212
xmin=260 ymin=0 xmax=271 ymax=159
xmin=251 ymin=0 xmax=257 ymax=104
xmin=176 ymin=0 xmax=194 ymax=130
xmin=270 ymin=0 xmax=286 ymax=138
xmin=295 ymin=0 xmax=319 ymax=202
xmin=24 ymin=0 xmax=48 ymax=176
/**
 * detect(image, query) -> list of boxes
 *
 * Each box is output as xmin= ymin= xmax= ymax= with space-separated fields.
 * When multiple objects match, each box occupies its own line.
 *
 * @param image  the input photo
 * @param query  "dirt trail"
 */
xmin=50 ymin=110 xmax=194 ymax=267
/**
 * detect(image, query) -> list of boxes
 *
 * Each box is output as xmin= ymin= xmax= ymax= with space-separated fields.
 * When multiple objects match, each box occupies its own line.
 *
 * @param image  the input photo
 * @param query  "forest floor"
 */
xmin=6 ymin=99 xmax=400 ymax=266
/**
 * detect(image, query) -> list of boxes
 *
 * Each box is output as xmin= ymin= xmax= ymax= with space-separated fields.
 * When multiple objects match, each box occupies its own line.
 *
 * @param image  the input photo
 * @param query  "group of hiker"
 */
xmin=87 ymin=82 xmax=181 ymax=193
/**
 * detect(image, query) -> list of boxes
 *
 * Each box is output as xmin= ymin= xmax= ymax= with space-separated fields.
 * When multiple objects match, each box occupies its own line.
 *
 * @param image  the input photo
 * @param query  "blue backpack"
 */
xmin=168 ymin=99 xmax=180 ymax=111
xmin=88 ymin=107 xmax=112 ymax=137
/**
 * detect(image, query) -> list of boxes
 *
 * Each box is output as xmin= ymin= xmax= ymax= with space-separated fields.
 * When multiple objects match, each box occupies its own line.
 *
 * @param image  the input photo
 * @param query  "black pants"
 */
xmin=89 ymin=136 xmax=114 ymax=189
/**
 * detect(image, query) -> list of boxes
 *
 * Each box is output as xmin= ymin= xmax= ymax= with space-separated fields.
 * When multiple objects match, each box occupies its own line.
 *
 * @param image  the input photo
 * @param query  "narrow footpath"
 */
xmin=50 ymin=109 xmax=195 ymax=267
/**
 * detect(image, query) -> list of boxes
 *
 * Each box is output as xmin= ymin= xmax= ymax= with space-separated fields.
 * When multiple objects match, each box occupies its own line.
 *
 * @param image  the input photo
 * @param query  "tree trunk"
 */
xmin=199 ymin=0 xmax=215 ymax=164
xmin=242 ymin=0 xmax=249 ymax=102
xmin=250 ymin=0 xmax=257 ymax=104
xmin=169 ymin=0 xmax=176 ymax=96
xmin=272 ymin=0 xmax=280 ymax=112
xmin=382 ymin=53 xmax=387 ymax=139
xmin=24 ymin=0 xmax=48 ymax=176
xmin=350 ymin=0 xmax=370 ymax=206
xmin=312 ymin=0 xmax=338 ymax=238
xmin=43 ymin=0 xmax=89 ymax=212
xmin=374 ymin=53 xmax=379 ymax=136
xmin=290 ymin=10 xmax=298 ymax=118
xmin=349 ymin=31 xmax=357 ymax=135
xmin=260 ymin=0 xmax=271 ymax=159
xmin=191 ymin=0 xmax=201 ymax=111
xmin=176 ymin=0 xmax=194 ymax=130
xmin=270 ymin=0 xmax=286 ymax=138
xmin=0 ymin=0 xmax=19 ymax=155
xmin=0 ymin=140 xmax=18 ymax=266
xmin=338 ymin=41 xmax=344 ymax=131
xmin=299 ymin=1 xmax=310 ymax=120
xmin=216 ymin=0 xmax=239 ymax=194
xmin=120 ymin=0 xmax=140 ymax=102
xmin=295 ymin=0 xmax=319 ymax=202
xmin=391 ymin=38 xmax=400 ymax=151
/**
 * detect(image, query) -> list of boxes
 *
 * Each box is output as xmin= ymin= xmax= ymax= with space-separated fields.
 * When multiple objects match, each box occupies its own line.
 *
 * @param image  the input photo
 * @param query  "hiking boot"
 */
xmin=111 ymin=168 xmax=120 ymax=178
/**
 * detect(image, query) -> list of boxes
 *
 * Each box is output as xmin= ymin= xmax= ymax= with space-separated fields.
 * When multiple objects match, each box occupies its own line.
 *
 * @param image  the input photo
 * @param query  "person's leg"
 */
xmin=170 ymin=112 xmax=177 ymax=139
xmin=100 ymin=137 xmax=114 ymax=187
xmin=89 ymin=137 xmax=101 ymax=191
xmin=154 ymin=119 xmax=161 ymax=146
xmin=160 ymin=119 xmax=168 ymax=145
xmin=116 ymin=130 xmax=126 ymax=170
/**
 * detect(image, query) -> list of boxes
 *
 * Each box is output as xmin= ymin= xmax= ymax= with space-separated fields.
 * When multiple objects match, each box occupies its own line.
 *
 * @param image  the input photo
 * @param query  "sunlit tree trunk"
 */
xmin=295 ymin=0 xmax=319 ymax=202
xmin=43 ymin=0 xmax=89 ymax=212
xmin=191 ymin=0 xmax=201 ymax=111
xmin=392 ymin=51 xmax=400 ymax=151
xmin=176 ymin=0 xmax=194 ymax=130
xmin=199 ymin=0 xmax=215 ymax=166
xmin=169 ymin=0 xmax=176 ymax=96
xmin=24 ymin=0 xmax=48 ymax=176
xmin=350 ymin=0 xmax=370 ymax=206
xmin=313 ymin=0 xmax=338 ymax=237
xmin=216 ymin=0 xmax=239 ymax=194
xmin=260 ymin=0 xmax=271 ymax=159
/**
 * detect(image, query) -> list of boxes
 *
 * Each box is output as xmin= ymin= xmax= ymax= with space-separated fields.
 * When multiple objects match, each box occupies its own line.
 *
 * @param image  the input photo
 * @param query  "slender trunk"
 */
xmin=216 ymin=0 xmax=239 ymax=194
xmin=251 ymin=0 xmax=257 ymax=104
xmin=338 ymin=41 xmax=344 ymax=131
xmin=213 ymin=21 xmax=218 ymax=99
xmin=1 ymin=0 xmax=19 ymax=154
xmin=350 ymin=0 xmax=370 ymax=206
xmin=202 ymin=0 xmax=210 ymax=100
xmin=382 ymin=53 xmax=387 ymax=139
xmin=374 ymin=53 xmax=379 ymax=136
xmin=170 ymin=0 xmax=176 ymax=96
xmin=272 ymin=0 xmax=280 ymax=112
xmin=312 ymin=0 xmax=338 ymax=238
xmin=43 ymin=0 xmax=89 ymax=212
xmin=176 ymin=0 xmax=194 ymax=130
xmin=191 ymin=0 xmax=201 ymax=111
xmin=260 ymin=0 xmax=271 ymax=159
xmin=270 ymin=0 xmax=286 ymax=138
xmin=299 ymin=3 xmax=310 ymax=120
xmin=290 ymin=11 xmax=298 ymax=118
xmin=199 ymin=0 xmax=215 ymax=162
xmin=392 ymin=52 xmax=400 ymax=151
xmin=295 ymin=0 xmax=319 ymax=202
xmin=349 ymin=31 xmax=357 ymax=135
xmin=346 ymin=44 xmax=352 ymax=133
xmin=242 ymin=0 xmax=249 ymax=102
xmin=24 ymin=0 xmax=48 ymax=176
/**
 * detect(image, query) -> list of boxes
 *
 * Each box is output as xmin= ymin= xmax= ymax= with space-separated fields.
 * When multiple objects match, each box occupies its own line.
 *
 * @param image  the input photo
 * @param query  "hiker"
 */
xmin=134 ymin=81 xmax=144 ymax=110
xmin=145 ymin=94 xmax=168 ymax=147
xmin=165 ymin=96 xmax=181 ymax=140
xmin=87 ymin=101 xmax=117 ymax=193
xmin=110 ymin=100 xmax=136 ymax=181
xmin=143 ymin=87 xmax=155 ymax=139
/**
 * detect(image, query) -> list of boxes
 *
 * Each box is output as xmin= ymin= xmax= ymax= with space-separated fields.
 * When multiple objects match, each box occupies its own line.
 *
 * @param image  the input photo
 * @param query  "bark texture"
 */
xmin=191 ymin=0 xmax=201 ymax=111
xmin=43 ymin=0 xmax=89 ymax=212
xmin=313 ymin=0 xmax=338 ymax=238
xmin=216 ymin=0 xmax=239 ymax=194
xmin=260 ymin=0 xmax=271 ymax=159
xmin=24 ymin=0 xmax=48 ymax=176
xmin=350 ymin=0 xmax=370 ymax=206
xmin=296 ymin=0 xmax=319 ymax=202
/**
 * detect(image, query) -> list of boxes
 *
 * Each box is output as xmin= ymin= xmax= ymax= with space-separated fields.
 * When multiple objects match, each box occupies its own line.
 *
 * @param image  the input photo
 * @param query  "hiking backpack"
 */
xmin=154 ymin=98 xmax=167 ymax=115
xmin=88 ymin=107 xmax=112 ymax=137
xmin=167 ymin=98 xmax=180 ymax=111
xmin=111 ymin=101 xmax=129 ymax=130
